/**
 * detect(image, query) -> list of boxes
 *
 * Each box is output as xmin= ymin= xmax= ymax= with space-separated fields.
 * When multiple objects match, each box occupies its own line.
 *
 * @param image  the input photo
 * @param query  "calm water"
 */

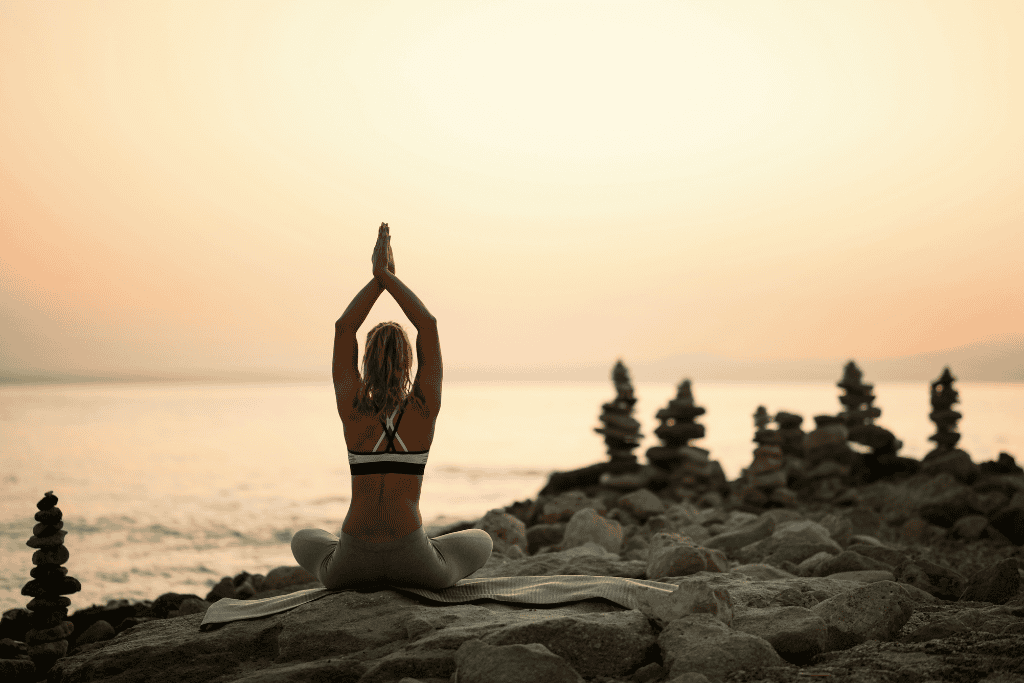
xmin=2 ymin=379 xmax=1022 ymax=612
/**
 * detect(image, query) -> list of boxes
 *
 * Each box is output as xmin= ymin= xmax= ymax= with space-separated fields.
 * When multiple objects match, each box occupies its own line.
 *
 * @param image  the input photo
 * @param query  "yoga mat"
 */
xmin=199 ymin=575 xmax=680 ymax=630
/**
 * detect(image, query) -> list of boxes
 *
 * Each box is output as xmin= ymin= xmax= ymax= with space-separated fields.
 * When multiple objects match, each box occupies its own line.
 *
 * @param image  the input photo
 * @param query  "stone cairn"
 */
xmin=22 ymin=491 xmax=80 ymax=676
xmin=774 ymin=411 xmax=806 ymax=475
xmin=797 ymin=414 xmax=855 ymax=502
xmin=920 ymin=366 xmax=978 ymax=483
xmin=738 ymin=407 xmax=795 ymax=508
xmin=836 ymin=361 xmax=910 ymax=482
xmin=836 ymin=361 xmax=881 ymax=432
xmin=645 ymin=379 xmax=726 ymax=502
xmin=594 ymin=360 xmax=643 ymax=474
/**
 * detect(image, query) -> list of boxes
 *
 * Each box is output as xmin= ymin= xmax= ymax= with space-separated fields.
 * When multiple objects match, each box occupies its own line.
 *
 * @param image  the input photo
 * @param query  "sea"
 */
xmin=2 ymin=379 xmax=1022 ymax=613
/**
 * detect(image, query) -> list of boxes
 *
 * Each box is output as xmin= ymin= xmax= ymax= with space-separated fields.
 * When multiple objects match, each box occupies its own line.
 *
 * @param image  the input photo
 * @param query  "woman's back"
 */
xmin=340 ymin=389 xmax=439 ymax=542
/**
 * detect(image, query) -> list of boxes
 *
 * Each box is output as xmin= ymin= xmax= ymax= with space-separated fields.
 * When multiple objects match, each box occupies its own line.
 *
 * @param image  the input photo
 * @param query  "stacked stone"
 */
xmin=774 ymin=411 xmax=804 ymax=457
xmin=738 ymin=407 xmax=795 ymax=508
xmin=594 ymin=360 xmax=643 ymax=474
xmin=921 ymin=367 xmax=978 ymax=483
xmin=645 ymin=379 xmax=726 ymax=500
xmin=774 ymin=411 xmax=806 ymax=475
xmin=836 ymin=361 xmax=912 ymax=483
xmin=927 ymin=366 xmax=961 ymax=452
xmin=21 ymin=491 xmax=80 ymax=676
xmin=836 ymin=361 xmax=881 ymax=429
xmin=796 ymin=415 xmax=855 ymax=502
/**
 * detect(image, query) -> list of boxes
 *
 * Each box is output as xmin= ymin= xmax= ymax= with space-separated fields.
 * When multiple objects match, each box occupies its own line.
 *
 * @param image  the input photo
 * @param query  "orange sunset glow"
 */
xmin=2 ymin=1 xmax=1022 ymax=383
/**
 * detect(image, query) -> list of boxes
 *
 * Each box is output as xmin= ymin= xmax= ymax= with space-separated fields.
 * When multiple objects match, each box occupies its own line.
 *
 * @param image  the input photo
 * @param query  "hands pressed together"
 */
xmin=372 ymin=222 xmax=396 ymax=284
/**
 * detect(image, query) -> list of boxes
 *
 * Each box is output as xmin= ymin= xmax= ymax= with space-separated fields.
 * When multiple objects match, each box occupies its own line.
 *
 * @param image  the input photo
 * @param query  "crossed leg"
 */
xmin=290 ymin=526 xmax=493 ymax=591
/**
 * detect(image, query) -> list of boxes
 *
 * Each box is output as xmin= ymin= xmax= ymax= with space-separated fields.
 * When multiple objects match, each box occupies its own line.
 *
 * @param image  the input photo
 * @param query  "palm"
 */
xmin=373 ymin=223 xmax=395 ymax=275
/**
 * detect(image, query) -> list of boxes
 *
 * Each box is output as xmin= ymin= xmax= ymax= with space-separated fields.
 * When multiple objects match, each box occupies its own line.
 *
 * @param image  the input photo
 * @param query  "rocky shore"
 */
xmin=3 ymin=363 xmax=1021 ymax=682
xmin=2 ymin=462 xmax=1022 ymax=683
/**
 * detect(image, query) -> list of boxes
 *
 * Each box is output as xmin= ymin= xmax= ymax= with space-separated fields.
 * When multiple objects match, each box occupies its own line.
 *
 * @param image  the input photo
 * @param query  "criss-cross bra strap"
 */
xmin=372 ymin=405 xmax=408 ymax=453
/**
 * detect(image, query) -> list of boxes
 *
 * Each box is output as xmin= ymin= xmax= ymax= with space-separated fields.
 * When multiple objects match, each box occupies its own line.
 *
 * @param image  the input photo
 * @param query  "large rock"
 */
xmin=646 ymin=533 xmax=728 ymax=581
xmin=454 ymin=640 xmax=584 ymax=683
xmin=538 ymin=492 xmax=606 ymax=524
xmin=731 ymin=605 xmax=828 ymax=663
xmin=893 ymin=557 xmax=967 ymax=601
xmin=483 ymin=609 xmax=655 ymax=679
xmin=658 ymin=613 xmax=785 ymax=682
xmin=735 ymin=520 xmax=842 ymax=566
xmin=475 ymin=510 xmax=528 ymax=555
xmin=704 ymin=514 xmax=776 ymax=555
xmin=814 ymin=549 xmax=894 ymax=577
xmin=54 ymin=586 xmax=651 ymax=683
xmin=959 ymin=557 xmax=1021 ymax=604
xmin=525 ymin=523 xmax=565 ymax=554
xmin=918 ymin=481 xmax=981 ymax=527
xmin=559 ymin=508 xmax=623 ymax=554
xmin=903 ymin=604 xmax=1024 ymax=642
xmin=810 ymin=581 xmax=914 ymax=652
xmin=262 ymin=566 xmax=317 ymax=591
xmin=635 ymin=579 xmax=735 ymax=628
xmin=614 ymin=489 xmax=666 ymax=522
xmin=990 ymin=490 xmax=1024 ymax=545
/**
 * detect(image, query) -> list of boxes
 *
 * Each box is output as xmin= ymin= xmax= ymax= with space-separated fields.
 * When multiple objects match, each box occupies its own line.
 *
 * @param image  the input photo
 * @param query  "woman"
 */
xmin=290 ymin=223 xmax=493 ymax=590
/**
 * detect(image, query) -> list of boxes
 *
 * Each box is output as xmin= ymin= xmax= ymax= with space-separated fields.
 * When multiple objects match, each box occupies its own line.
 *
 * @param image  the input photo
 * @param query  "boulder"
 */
xmin=524 ymin=523 xmax=565 ymax=555
xmin=538 ymin=491 xmax=606 ymax=524
xmin=904 ymin=604 xmax=1024 ymax=642
xmin=989 ymin=491 xmax=1024 ymax=545
xmin=658 ymin=613 xmax=784 ymax=682
xmin=704 ymin=514 xmax=775 ymax=555
xmin=262 ymin=566 xmax=317 ymax=591
xmin=950 ymin=514 xmax=989 ymax=541
xmin=483 ymin=609 xmax=655 ymax=679
xmin=893 ymin=557 xmax=967 ymax=601
xmin=810 ymin=581 xmax=914 ymax=652
xmin=475 ymin=510 xmax=528 ymax=555
xmin=635 ymin=579 xmax=735 ymax=628
xmin=75 ymin=620 xmax=114 ymax=646
xmin=731 ymin=605 xmax=828 ymax=663
xmin=0 ymin=657 xmax=36 ymax=683
xmin=559 ymin=508 xmax=623 ymax=554
xmin=959 ymin=558 xmax=1021 ymax=604
xmin=614 ymin=489 xmax=666 ymax=522
xmin=814 ymin=550 xmax=894 ymax=577
xmin=454 ymin=640 xmax=584 ymax=683
xmin=646 ymin=533 xmax=728 ymax=581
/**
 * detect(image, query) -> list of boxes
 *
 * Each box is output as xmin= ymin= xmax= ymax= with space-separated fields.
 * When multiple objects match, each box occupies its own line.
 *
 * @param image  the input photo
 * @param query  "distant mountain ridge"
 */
xmin=445 ymin=334 xmax=1024 ymax=383
xmin=2 ymin=335 xmax=1020 ymax=384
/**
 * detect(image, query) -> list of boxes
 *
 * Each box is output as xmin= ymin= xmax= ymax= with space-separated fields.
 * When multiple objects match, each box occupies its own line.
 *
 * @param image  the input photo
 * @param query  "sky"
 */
xmin=2 ymin=1 xmax=1022 ymax=382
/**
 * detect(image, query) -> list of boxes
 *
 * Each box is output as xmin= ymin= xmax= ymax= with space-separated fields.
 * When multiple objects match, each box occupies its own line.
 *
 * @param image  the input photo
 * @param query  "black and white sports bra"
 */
xmin=347 ymin=403 xmax=429 ymax=476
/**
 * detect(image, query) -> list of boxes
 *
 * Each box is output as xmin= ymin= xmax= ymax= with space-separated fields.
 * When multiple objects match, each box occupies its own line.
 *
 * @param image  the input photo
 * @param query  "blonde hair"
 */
xmin=353 ymin=321 xmax=425 ymax=422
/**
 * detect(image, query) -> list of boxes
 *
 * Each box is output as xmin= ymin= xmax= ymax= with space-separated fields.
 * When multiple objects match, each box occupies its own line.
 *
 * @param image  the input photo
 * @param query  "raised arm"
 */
xmin=375 ymin=270 xmax=436 ymax=330
xmin=371 ymin=225 xmax=435 ymax=330
xmin=372 ymin=225 xmax=441 ymax=410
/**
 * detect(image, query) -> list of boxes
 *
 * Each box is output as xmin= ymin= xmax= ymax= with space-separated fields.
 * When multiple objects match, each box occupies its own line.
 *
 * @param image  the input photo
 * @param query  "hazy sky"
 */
xmin=2 ymin=1 xmax=1022 ymax=380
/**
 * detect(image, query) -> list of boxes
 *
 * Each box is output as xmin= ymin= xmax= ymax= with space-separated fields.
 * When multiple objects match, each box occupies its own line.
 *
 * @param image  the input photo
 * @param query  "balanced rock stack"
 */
xmin=774 ymin=411 xmax=806 ymax=475
xmin=836 ymin=361 xmax=881 ymax=429
xmin=797 ymin=415 xmax=855 ymax=502
xmin=836 ymin=361 xmax=912 ymax=483
xmin=645 ymin=380 xmax=726 ymax=501
xmin=22 ymin=491 xmax=81 ymax=676
xmin=737 ymin=407 xmax=795 ymax=508
xmin=594 ymin=360 xmax=643 ymax=474
xmin=920 ymin=366 xmax=978 ymax=484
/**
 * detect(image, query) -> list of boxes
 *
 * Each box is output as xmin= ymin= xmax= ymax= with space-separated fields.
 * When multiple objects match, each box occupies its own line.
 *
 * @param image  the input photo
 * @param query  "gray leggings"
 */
xmin=290 ymin=525 xmax=493 ymax=591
